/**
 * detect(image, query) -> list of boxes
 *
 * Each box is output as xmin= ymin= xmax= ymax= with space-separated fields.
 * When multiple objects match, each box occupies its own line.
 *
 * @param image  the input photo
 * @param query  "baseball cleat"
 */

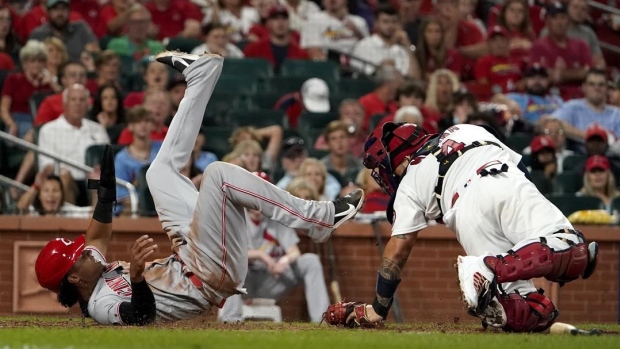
xmin=477 ymin=297 xmax=507 ymax=328
xmin=455 ymin=255 xmax=497 ymax=317
xmin=155 ymin=51 xmax=200 ymax=73
xmin=332 ymin=189 xmax=364 ymax=229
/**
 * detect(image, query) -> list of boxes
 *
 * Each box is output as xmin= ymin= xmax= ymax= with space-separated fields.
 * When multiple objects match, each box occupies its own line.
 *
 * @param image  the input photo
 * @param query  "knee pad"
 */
xmin=498 ymin=290 xmax=558 ymax=333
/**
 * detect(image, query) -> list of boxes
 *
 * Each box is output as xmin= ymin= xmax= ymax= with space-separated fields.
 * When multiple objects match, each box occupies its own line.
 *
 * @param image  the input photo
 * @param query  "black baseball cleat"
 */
xmin=155 ymin=51 xmax=200 ymax=73
xmin=332 ymin=189 xmax=364 ymax=229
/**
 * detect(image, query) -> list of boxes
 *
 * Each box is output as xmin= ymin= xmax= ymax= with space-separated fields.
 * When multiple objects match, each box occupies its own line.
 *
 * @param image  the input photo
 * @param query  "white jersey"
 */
xmin=86 ymin=246 xmax=211 ymax=325
xmin=391 ymin=124 xmax=522 ymax=236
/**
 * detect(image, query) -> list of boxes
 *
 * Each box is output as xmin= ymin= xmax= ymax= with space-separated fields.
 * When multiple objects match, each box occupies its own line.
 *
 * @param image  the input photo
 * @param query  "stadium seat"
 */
xmin=308 ymin=148 xmax=329 ymax=160
xmin=252 ymin=91 xmax=285 ymax=110
xmin=521 ymin=154 xmax=531 ymax=167
xmin=137 ymin=164 xmax=157 ymax=217
xmin=280 ymin=60 xmax=339 ymax=87
xmin=297 ymin=112 xmax=339 ymax=135
xmin=204 ymin=91 xmax=255 ymax=126
xmin=546 ymin=193 xmax=603 ymax=217
xmin=505 ymin=133 xmax=533 ymax=153
xmin=201 ymin=126 xmax=234 ymax=159
xmin=337 ymin=77 xmax=375 ymax=98
xmin=267 ymin=76 xmax=308 ymax=94
xmin=562 ymin=154 xmax=587 ymax=173
xmin=221 ymin=58 xmax=273 ymax=80
xmin=555 ymin=171 xmax=583 ymax=194
xmin=530 ymin=170 xmax=553 ymax=195
xmin=29 ymin=91 xmax=54 ymax=117
xmin=214 ymin=76 xmax=258 ymax=95
xmin=84 ymin=144 xmax=125 ymax=168
xmin=227 ymin=109 xmax=287 ymax=129
xmin=166 ymin=37 xmax=202 ymax=53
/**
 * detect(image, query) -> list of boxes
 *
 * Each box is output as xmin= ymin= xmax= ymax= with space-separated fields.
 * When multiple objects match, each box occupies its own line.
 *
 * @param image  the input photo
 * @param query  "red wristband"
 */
xmin=31 ymin=183 xmax=40 ymax=191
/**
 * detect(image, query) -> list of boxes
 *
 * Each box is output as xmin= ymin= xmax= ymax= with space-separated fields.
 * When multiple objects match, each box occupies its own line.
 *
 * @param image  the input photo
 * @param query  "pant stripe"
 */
xmin=215 ymin=192 xmax=229 ymax=291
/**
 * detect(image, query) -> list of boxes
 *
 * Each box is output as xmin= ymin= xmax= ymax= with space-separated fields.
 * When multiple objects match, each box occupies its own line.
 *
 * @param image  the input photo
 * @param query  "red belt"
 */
xmin=173 ymin=254 xmax=227 ymax=308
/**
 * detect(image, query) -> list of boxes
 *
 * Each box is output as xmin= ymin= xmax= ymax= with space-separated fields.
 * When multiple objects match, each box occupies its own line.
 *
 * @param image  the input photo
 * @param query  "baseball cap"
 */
xmin=546 ymin=2 xmax=567 ymax=17
xmin=47 ymin=0 xmax=70 ymax=8
xmin=267 ymin=5 xmax=289 ymax=19
xmin=530 ymin=135 xmax=556 ymax=153
xmin=281 ymin=136 xmax=306 ymax=158
xmin=524 ymin=65 xmax=548 ymax=78
xmin=585 ymin=124 xmax=608 ymax=142
xmin=488 ymin=25 xmax=508 ymax=38
xmin=35 ymin=235 xmax=86 ymax=293
xmin=301 ymin=78 xmax=330 ymax=113
xmin=585 ymin=155 xmax=611 ymax=172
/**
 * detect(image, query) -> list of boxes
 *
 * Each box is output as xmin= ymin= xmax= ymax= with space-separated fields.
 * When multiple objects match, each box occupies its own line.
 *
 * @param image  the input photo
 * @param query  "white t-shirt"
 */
xmin=279 ymin=0 xmax=321 ymax=32
xmin=350 ymin=34 xmax=410 ymax=76
xmin=203 ymin=7 xmax=259 ymax=42
xmin=191 ymin=43 xmax=245 ymax=58
xmin=300 ymin=11 xmax=369 ymax=55
xmin=390 ymin=124 xmax=522 ymax=236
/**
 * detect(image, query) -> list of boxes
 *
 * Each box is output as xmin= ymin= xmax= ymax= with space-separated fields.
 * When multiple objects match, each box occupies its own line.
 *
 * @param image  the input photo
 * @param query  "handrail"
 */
xmin=588 ymin=1 xmax=620 ymax=16
xmin=601 ymin=42 xmax=620 ymax=55
xmin=0 ymin=175 xmax=30 ymax=192
xmin=0 ymin=131 xmax=139 ymax=217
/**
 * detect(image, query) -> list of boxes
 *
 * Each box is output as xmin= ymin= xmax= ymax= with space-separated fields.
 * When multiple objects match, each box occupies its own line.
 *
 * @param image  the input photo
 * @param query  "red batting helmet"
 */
xmin=35 ymin=235 xmax=86 ymax=293
xmin=363 ymin=122 xmax=436 ymax=195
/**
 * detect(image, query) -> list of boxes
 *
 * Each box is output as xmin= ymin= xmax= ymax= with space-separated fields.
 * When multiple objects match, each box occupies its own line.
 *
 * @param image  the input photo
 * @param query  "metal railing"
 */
xmin=0 ymin=131 xmax=139 ymax=217
xmin=588 ymin=1 xmax=620 ymax=16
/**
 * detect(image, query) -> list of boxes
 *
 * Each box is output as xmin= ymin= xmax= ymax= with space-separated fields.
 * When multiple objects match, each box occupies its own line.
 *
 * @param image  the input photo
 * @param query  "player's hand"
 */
xmin=130 ymin=235 xmax=157 ymax=283
xmin=261 ymin=253 xmax=277 ymax=274
xmin=271 ymin=257 xmax=289 ymax=277
xmin=345 ymin=304 xmax=383 ymax=325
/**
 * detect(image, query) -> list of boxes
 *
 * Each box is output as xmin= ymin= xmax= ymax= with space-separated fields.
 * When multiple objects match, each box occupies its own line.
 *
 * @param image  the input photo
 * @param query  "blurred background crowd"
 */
xmin=0 ymin=0 xmax=619 ymax=221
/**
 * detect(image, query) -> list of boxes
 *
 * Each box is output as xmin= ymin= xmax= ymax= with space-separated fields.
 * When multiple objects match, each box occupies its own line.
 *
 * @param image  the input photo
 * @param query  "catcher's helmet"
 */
xmin=363 ymin=122 xmax=436 ymax=195
xmin=35 ymin=235 xmax=86 ymax=293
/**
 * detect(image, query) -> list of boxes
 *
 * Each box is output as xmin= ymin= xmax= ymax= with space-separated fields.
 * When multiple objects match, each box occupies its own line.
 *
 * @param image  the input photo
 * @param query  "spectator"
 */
xmin=97 ymin=0 xmax=138 ymax=38
xmin=578 ymin=155 xmax=620 ymax=211
xmin=314 ymin=98 xmax=367 ymax=157
xmin=107 ymin=5 xmax=165 ymax=61
xmin=44 ymin=37 xmax=69 ymax=85
xmin=203 ymin=0 xmax=260 ymax=43
xmin=552 ymin=69 xmax=620 ymax=140
xmin=85 ymin=50 xmax=122 ymax=95
xmin=488 ymin=0 xmax=545 ymax=36
xmin=117 ymin=90 xmax=170 ymax=146
xmin=280 ymin=0 xmax=321 ymax=32
xmin=114 ymin=106 xmax=162 ymax=214
xmin=474 ymin=26 xmax=522 ymax=94
xmin=123 ymin=60 xmax=169 ymax=108
xmin=193 ymin=133 xmax=218 ymax=171
xmin=435 ymin=0 xmax=486 ymax=68
xmin=248 ymin=0 xmax=290 ymax=43
xmin=298 ymin=157 xmax=341 ymax=200
xmin=540 ymin=0 xmax=605 ymax=69
xmin=1 ymin=41 xmax=55 ymax=138
xmin=34 ymin=61 xmax=87 ymax=126
xmin=529 ymin=2 xmax=593 ymax=100
xmin=16 ymin=168 xmax=91 ymax=217
xmin=29 ymin=0 xmax=98 ymax=63
xmin=350 ymin=4 xmax=420 ymax=78
xmin=167 ymin=74 xmax=187 ymax=114
xmin=275 ymin=78 xmax=330 ymax=129
xmin=320 ymin=120 xmax=363 ymax=182
xmin=522 ymin=118 xmax=573 ymax=172
xmin=359 ymin=65 xmax=402 ymax=130
xmin=415 ymin=17 xmax=464 ymax=80
xmin=355 ymin=168 xmax=390 ymax=213
xmin=400 ymin=0 xmax=425 ymax=46
xmin=443 ymin=90 xmax=478 ymax=130
xmin=425 ymin=68 xmax=460 ymax=120
xmin=191 ymin=23 xmax=245 ymax=58
xmin=0 ymin=5 xmax=21 ymax=63
xmin=226 ymin=139 xmax=265 ymax=172
xmin=89 ymin=84 xmax=126 ymax=143
xmin=243 ymin=5 xmax=309 ymax=74
xmin=504 ymin=65 xmax=563 ymax=124
xmin=229 ymin=125 xmax=283 ymax=171
xmin=18 ymin=0 xmax=84 ymax=42
xmin=458 ymin=0 xmax=486 ymax=35
xmin=529 ymin=135 xmax=557 ymax=180
xmin=37 ymin=84 xmax=110 ymax=204
xmin=465 ymin=110 xmax=506 ymax=142
xmin=218 ymin=175 xmax=329 ymax=323
xmin=495 ymin=0 xmax=535 ymax=63
xmin=609 ymin=80 xmax=620 ymax=109
xmin=300 ymin=0 xmax=369 ymax=61
xmin=579 ymin=124 xmax=620 ymax=183
xmin=145 ymin=0 xmax=203 ymax=41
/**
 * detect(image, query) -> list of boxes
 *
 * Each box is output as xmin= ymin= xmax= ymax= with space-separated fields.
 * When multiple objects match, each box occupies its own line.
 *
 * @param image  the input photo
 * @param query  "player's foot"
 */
xmin=477 ymin=297 xmax=507 ymax=328
xmin=155 ymin=50 xmax=200 ymax=73
xmin=455 ymin=255 xmax=497 ymax=317
xmin=332 ymin=189 xmax=364 ymax=229
xmin=582 ymin=241 xmax=598 ymax=279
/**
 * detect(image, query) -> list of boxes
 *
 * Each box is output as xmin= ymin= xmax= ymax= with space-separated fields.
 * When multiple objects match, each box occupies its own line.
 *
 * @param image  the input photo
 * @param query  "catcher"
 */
xmin=324 ymin=122 xmax=598 ymax=332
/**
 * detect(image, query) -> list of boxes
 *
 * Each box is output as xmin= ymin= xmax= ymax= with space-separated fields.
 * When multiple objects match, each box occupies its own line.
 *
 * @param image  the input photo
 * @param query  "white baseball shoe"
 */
xmin=455 ymin=255 xmax=500 ymax=324
xmin=155 ymin=51 xmax=201 ymax=74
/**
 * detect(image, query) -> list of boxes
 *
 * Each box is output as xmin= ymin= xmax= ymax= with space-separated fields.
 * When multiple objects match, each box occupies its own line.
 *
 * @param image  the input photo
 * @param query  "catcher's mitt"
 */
xmin=321 ymin=301 xmax=376 ymax=328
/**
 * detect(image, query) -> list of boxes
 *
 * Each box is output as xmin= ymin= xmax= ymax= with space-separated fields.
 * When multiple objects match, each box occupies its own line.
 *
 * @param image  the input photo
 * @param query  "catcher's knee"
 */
xmin=498 ymin=290 xmax=558 ymax=333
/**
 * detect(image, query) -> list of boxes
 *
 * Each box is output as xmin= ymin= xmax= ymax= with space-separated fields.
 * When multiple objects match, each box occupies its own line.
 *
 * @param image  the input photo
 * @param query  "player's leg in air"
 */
xmin=453 ymin=167 xmax=598 ymax=332
xmin=146 ymin=51 xmax=364 ymax=306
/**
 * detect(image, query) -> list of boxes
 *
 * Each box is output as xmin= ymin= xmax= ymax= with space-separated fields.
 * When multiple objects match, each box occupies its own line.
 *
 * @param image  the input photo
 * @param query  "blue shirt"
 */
xmin=507 ymin=93 xmax=563 ymax=123
xmin=194 ymin=151 xmax=218 ymax=172
xmin=552 ymin=99 xmax=620 ymax=135
xmin=276 ymin=173 xmax=342 ymax=200
xmin=115 ymin=142 xmax=162 ymax=201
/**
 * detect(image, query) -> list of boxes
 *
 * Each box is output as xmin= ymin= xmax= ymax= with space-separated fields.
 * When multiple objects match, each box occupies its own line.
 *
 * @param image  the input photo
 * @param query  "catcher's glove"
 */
xmin=321 ymin=301 xmax=377 ymax=328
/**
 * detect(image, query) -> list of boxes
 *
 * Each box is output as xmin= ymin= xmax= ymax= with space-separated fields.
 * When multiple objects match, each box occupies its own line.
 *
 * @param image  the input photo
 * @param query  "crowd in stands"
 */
xmin=0 ymin=0 xmax=619 ymax=221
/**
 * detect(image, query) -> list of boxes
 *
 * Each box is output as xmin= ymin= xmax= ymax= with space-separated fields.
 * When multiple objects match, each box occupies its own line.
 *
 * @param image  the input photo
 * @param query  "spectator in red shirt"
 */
xmin=529 ymin=2 xmax=593 ymax=100
xmin=0 ymin=51 xmax=13 ymax=70
xmin=474 ymin=26 xmax=523 ymax=94
xmin=243 ymin=5 xmax=309 ymax=73
xmin=123 ymin=60 xmax=169 ymax=108
xmin=0 ymin=5 xmax=21 ymax=63
xmin=358 ymin=64 xmax=402 ymax=130
xmin=488 ymin=0 xmax=545 ymax=36
xmin=70 ymin=0 xmax=100 ymax=38
xmin=377 ymin=80 xmax=440 ymax=134
xmin=34 ymin=61 xmax=87 ymax=126
xmin=494 ymin=0 xmax=536 ymax=64
xmin=117 ymin=89 xmax=170 ymax=145
xmin=248 ymin=0 xmax=302 ymax=45
xmin=415 ymin=17 xmax=464 ymax=80
xmin=97 ymin=0 xmax=137 ymax=39
xmin=18 ymin=0 xmax=84 ymax=41
xmin=145 ymin=0 xmax=203 ymax=40
xmin=435 ymin=0 xmax=486 ymax=60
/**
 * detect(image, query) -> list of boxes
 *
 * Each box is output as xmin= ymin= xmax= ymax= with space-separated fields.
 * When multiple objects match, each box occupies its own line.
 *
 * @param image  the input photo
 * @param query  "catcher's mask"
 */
xmin=363 ymin=122 xmax=435 ymax=196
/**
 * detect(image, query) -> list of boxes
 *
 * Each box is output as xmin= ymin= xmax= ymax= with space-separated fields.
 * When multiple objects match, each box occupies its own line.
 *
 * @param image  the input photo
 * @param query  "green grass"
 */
xmin=0 ymin=318 xmax=618 ymax=349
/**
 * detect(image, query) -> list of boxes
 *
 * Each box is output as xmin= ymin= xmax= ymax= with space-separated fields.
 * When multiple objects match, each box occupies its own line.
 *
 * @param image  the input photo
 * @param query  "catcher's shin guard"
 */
xmin=483 ymin=237 xmax=596 ymax=284
xmin=498 ymin=290 xmax=558 ymax=333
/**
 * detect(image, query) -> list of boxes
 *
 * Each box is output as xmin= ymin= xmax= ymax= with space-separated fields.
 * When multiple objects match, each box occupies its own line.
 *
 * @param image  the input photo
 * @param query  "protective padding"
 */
xmin=484 ymin=241 xmax=589 ymax=283
xmin=499 ymin=291 xmax=558 ymax=332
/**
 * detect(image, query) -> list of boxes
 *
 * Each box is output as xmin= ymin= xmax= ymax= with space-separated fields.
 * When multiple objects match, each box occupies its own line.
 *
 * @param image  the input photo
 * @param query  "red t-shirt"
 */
xmin=474 ymin=54 xmax=523 ymax=93
xmin=71 ymin=0 xmax=100 ymax=38
xmin=274 ymin=92 xmax=303 ymax=128
xmin=117 ymin=126 xmax=169 ymax=146
xmin=505 ymin=29 xmax=535 ymax=65
xmin=96 ymin=4 xmax=120 ymax=38
xmin=425 ymin=48 xmax=465 ymax=79
xmin=18 ymin=6 xmax=84 ymax=40
xmin=123 ymin=91 xmax=146 ymax=108
xmin=1 ymin=73 xmax=53 ymax=114
xmin=34 ymin=93 xmax=63 ymax=126
xmin=243 ymin=39 xmax=309 ymax=67
xmin=488 ymin=4 xmax=545 ymax=36
xmin=145 ymin=0 xmax=203 ymax=40
xmin=359 ymin=92 xmax=398 ymax=130
xmin=456 ymin=20 xmax=486 ymax=48
xmin=248 ymin=25 xmax=301 ymax=45
xmin=0 ymin=52 xmax=15 ymax=70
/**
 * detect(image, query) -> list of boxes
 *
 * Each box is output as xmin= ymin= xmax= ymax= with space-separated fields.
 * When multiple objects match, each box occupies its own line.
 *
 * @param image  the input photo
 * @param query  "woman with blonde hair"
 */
xmin=228 ymin=125 xmax=282 ymax=171
xmin=286 ymin=177 xmax=319 ymax=201
xmin=578 ymin=155 xmax=620 ymax=212
xmin=298 ymin=158 xmax=340 ymax=200
xmin=226 ymin=139 xmax=264 ymax=172
xmin=425 ymin=69 xmax=460 ymax=122
xmin=44 ymin=37 xmax=69 ymax=82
